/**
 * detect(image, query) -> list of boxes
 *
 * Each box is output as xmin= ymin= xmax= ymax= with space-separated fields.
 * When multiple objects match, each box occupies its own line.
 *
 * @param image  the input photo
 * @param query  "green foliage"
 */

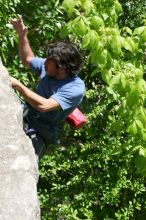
xmin=119 ymin=0 xmax=146 ymax=28
xmin=0 ymin=0 xmax=19 ymax=62
xmin=60 ymin=0 xmax=146 ymax=176
xmin=0 ymin=0 xmax=65 ymax=87
xmin=38 ymin=92 xmax=146 ymax=219
xmin=1 ymin=0 xmax=146 ymax=219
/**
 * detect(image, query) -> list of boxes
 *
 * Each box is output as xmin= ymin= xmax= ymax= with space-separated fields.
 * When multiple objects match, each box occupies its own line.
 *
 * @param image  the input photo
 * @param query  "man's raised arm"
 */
xmin=10 ymin=15 xmax=34 ymax=67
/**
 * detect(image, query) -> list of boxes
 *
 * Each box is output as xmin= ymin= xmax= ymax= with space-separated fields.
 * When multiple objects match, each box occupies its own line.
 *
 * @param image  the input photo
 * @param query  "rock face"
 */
xmin=0 ymin=62 xmax=40 ymax=220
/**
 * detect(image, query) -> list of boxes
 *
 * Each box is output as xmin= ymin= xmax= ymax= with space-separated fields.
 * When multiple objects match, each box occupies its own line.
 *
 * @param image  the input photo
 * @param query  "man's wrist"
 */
xmin=16 ymin=81 xmax=24 ymax=91
xmin=18 ymin=29 xmax=28 ymax=38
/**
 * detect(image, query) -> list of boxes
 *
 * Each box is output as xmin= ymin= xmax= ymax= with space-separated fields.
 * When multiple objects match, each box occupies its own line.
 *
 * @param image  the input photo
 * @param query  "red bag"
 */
xmin=66 ymin=108 xmax=87 ymax=129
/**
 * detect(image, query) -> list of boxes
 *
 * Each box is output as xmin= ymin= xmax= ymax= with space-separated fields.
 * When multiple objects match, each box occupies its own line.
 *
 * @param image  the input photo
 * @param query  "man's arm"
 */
xmin=10 ymin=77 xmax=61 ymax=112
xmin=10 ymin=15 xmax=34 ymax=67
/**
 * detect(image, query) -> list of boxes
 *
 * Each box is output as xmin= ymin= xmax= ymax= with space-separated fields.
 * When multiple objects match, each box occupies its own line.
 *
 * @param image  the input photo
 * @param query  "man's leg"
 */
xmin=22 ymin=103 xmax=47 ymax=160
xmin=28 ymin=131 xmax=47 ymax=160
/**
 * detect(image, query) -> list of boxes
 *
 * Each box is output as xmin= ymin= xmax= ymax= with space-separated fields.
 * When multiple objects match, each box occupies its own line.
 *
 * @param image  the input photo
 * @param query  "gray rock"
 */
xmin=0 ymin=62 xmax=40 ymax=220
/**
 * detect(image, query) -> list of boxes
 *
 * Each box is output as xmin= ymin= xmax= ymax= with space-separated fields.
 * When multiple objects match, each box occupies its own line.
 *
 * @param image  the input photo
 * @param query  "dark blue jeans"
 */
xmin=22 ymin=102 xmax=47 ymax=161
xmin=22 ymin=102 xmax=59 ymax=160
xmin=27 ymin=131 xmax=47 ymax=160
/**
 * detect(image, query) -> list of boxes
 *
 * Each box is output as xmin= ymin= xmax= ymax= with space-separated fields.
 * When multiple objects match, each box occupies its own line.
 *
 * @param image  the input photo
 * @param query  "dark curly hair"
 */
xmin=46 ymin=42 xmax=82 ymax=75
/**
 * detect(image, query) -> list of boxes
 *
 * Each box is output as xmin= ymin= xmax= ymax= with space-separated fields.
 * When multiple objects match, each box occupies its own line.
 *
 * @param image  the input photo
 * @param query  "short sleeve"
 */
xmin=29 ymin=57 xmax=46 ymax=78
xmin=51 ymin=84 xmax=85 ymax=111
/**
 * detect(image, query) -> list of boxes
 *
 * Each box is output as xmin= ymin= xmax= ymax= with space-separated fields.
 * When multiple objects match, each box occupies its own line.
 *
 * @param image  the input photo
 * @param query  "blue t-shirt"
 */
xmin=27 ymin=57 xmax=85 ymax=141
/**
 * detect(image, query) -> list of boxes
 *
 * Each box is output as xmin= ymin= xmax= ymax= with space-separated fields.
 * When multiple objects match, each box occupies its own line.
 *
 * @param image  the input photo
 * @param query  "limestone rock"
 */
xmin=0 ymin=62 xmax=40 ymax=220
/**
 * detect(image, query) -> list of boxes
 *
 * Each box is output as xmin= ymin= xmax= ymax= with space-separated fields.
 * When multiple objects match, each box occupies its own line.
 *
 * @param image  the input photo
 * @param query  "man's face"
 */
xmin=44 ymin=58 xmax=66 ymax=79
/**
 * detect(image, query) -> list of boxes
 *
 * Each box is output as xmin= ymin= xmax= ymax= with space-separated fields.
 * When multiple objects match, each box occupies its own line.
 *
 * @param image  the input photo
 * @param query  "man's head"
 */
xmin=44 ymin=42 xmax=82 ymax=79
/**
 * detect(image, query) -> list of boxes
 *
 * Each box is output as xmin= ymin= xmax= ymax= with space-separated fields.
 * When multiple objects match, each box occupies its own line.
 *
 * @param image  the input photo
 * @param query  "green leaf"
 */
xmin=112 ymin=146 xmax=122 ymax=155
xmin=101 ymin=70 xmax=112 ymax=84
xmin=111 ymin=35 xmax=122 ymax=55
xmin=123 ymin=27 xmax=132 ymax=35
xmin=62 ymin=0 xmax=76 ymax=15
xmin=126 ymin=86 xmax=140 ymax=107
xmin=81 ymin=0 xmax=94 ymax=15
xmin=9 ymin=37 xmax=14 ymax=47
xmin=90 ymin=48 xmax=107 ymax=68
xmin=131 ymin=145 xmax=141 ymax=153
xmin=136 ymin=80 xmax=145 ymax=95
xmin=139 ymin=147 xmax=146 ymax=156
xmin=91 ymin=68 xmax=98 ymax=77
xmin=135 ymin=68 xmax=143 ymax=80
xmin=73 ymin=17 xmax=87 ymax=36
xmin=113 ymin=59 xmax=120 ymax=70
xmin=141 ymin=129 xmax=146 ymax=141
xmin=121 ymin=37 xmax=131 ymax=51
xmin=82 ymin=30 xmax=99 ymax=49
xmin=106 ymin=86 xmax=115 ymax=95
xmin=115 ymin=1 xmax=123 ymax=14
xmin=135 ymin=157 xmax=146 ymax=176
xmin=89 ymin=30 xmax=99 ymax=49
xmin=6 ymin=23 xmax=13 ymax=29
xmin=82 ymin=32 xmax=91 ymax=48
xmin=109 ymin=74 xmax=121 ymax=87
xmin=113 ymin=120 xmax=123 ymax=134
xmin=60 ymin=22 xmax=72 ymax=38
xmin=102 ymin=13 xmax=109 ymax=21
xmin=135 ymin=148 xmax=146 ymax=176
xmin=127 ymin=37 xmax=136 ymax=51
xmin=127 ymin=122 xmax=137 ymax=135
xmin=135 ymin=120 xmax=143 ymax=129
xmin=120 ymin=74 xmax=127 ymax=89
xmin=121 ymin=37 xmax=136 ymax=52
xmin=91 ymin=16 xmax=104 ymax=30
xmin=133 ymin=26 xmax=145 ymax=35
xmin=143 ymin=27 xmax=146 ymax=41
xmin=139 ymin=107 xmax=146 ymax=124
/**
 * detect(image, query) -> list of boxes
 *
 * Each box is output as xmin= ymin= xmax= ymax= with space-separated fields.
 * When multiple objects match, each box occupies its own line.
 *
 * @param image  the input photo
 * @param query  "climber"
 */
xmin=10 ymin=15 xmax=85 ymax=160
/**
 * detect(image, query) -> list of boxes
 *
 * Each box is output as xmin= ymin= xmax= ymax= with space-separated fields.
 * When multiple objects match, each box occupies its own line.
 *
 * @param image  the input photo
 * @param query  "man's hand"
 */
xmin=10 ymin=15 xmax=27 ymax=37
xmin=10 ymin=15 xmax=34 ymax=67
xmin=10 ymin=76 xmax=21 ymax=89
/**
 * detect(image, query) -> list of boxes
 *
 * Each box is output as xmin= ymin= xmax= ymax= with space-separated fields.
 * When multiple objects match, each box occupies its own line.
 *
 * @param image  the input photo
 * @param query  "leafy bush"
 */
xmin=119 ymin=0 xmax=146 ymax=28
xmin=39 ymin=0 xmax=146 ymax=219
xmin=1 ymin=0 xmax=146 ymax=219
xmin=39 ymin=91 xmax=146 ymax=219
